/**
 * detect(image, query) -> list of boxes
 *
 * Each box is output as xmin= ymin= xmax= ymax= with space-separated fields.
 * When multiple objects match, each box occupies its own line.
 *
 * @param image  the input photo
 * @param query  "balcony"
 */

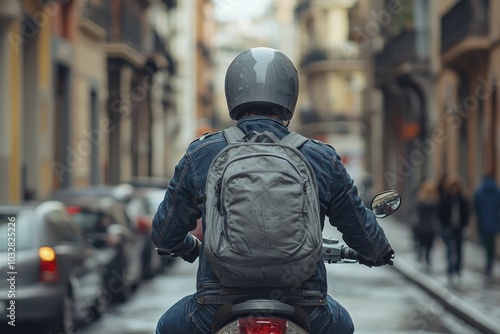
xmin=81 ymin=0 xmax=110 ymax=29
xmin=117 ymin=1 xmax=142 ymax=52
xmin=106 ymin=0 xmax=148 ymax=67
xmin=80 ymin=0 xmax=110 ymax=39
xmin=295 ymin=0 xmax=311 ymax=18
xmin=150 ymin=30 xmax=176 ymax=74
xmin=300 ymin=44 xmax=364 ymax=74
xmin=0 ymin=0 xmax=22 ymax=20
xmin=160 ymin=0 xmax=177 ymax=9
xmin=441 ymin=0 xmax=489 ymax=54
xmin=375 ymin=30 xmax=429 ymax=81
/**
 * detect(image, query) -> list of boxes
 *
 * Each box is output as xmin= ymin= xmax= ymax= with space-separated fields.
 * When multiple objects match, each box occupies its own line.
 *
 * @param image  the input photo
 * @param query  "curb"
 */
xmin=392 ymin=259 xmax=500 ymax=334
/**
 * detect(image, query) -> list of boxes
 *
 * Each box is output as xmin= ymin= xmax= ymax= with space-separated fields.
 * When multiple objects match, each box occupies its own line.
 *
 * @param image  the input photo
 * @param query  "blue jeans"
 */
xmin=441 ymin=227 xmax=463 ymax=275
xmin=156 ymin=294 xmax=354 ymax=334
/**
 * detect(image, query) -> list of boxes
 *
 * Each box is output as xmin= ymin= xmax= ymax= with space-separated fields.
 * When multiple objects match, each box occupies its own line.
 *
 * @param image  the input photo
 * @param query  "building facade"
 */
xmin=0 ymin=0 xmax=178 ymax=202
xmin=359 ymin=0 xmax=436 ymax=212
xmin=351 ymin=0 xmax=500 ymax=251
xmin=295 ymin=0 xmax=368 ymax=183
xmin=437 ymin=0 xmax=499 ymax=190
xmin=0 ymin=0 xmax=24 ymax=203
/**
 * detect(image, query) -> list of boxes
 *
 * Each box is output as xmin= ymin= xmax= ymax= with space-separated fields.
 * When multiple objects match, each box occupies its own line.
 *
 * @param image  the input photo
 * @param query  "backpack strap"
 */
xmin=222 ymin=126 xmax=245 ymax=144
xmin=280 ymin=132 xmax=309 ymax=149
xmin=246 ymin=131 xmax=280 ymax=143
xmin=223 ymin=127 xmax=309 ymax=148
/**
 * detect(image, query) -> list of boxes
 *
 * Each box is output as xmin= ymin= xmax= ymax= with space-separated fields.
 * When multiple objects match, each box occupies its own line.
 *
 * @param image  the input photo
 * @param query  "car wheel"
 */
xmin=48 ymin=290 xmax=77 ymax=334
xmin=151 ymin=243 xmax=162 ymax=276
xmin=91 ymin=284 xmax=110 ymax=320
xmin=143 ymin=243 xmax=161 ymax=280
xmin=112 ymin=265 xmax=132 ymax=303
xmin=161 ymin=256 xmax=176 ymax=270
xmin=141 ymin=243 xmax=153 ymax=280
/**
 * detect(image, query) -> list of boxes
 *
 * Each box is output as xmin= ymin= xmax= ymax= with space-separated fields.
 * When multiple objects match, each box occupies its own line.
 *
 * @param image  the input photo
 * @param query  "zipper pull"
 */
xmin=215 ymin=178 xmax=222 ymax=195
xmin=302 ymin=179 xmax=308 ymax=214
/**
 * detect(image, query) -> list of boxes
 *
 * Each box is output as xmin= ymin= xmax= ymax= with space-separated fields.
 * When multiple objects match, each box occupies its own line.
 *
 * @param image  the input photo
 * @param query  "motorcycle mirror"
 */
xmin=370 ymin=190 xmax=401 ymax=218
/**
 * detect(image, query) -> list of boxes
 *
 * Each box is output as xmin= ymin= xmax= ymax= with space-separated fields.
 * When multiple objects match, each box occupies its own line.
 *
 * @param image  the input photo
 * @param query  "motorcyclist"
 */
xmin=152 ymin=47 xmax=394 ymax=334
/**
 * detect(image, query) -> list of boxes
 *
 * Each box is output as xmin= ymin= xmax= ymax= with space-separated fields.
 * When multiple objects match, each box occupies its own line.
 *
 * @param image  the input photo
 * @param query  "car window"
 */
xmin=0 ymin=211 xmax=37 ymax=250
xmin=147 ymin=191 xmax=165 ymax=215
xmin=71 ymin=211 xmax=99 ymax=233
xmin=45 ymin=210 xmax=84 ymax=244
xmin=73 ymin=210 xmax=116 ymax=233
xmin=112 ymin=204 xmax=133 ymax=227
xmin=126 ymin=197 xmax=146 ymax=218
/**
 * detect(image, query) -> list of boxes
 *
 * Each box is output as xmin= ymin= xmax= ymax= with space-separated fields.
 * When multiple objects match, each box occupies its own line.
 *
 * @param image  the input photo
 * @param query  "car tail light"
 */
xmin=136 ymin=216 xmax=151 ymax=234
xmin=39 ymin=246 xmax=59 ymax=282
xmin=216 ymin=317 xmax=308 ymax=334
xmin=66 ymin=206 xmax=81 ymax=214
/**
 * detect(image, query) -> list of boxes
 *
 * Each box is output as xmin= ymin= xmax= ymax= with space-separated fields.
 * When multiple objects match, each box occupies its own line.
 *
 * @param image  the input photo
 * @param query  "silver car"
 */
xmin=0 ymin=201 xmax=108 ymax=334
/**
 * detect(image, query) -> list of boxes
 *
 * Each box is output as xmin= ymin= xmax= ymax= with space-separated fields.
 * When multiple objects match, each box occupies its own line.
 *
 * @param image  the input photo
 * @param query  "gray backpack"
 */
xmin=204 ymin=126 xmax=322 ymax=288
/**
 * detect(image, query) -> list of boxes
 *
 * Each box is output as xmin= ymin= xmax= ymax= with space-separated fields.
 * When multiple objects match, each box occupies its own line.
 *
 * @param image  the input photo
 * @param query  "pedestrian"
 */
xmin=439 ymin=174 xmax=469 ymax=285
xmin=473 ymin=173 xmax=500 ymax=277
xmin=414 ymin=180 xmax=439 ymax=273
xmin=151 ymin=47 xmax=394 ymax=334
xmin=437 ymin=173 xmax=447 ymax=197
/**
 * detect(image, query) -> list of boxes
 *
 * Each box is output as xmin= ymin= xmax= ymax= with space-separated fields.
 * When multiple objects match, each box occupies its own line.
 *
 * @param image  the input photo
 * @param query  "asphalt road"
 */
xmin=75 ymin=255 xmax=479 ymax=334
xmin=3 ymin=221 xmax=481 ymax=334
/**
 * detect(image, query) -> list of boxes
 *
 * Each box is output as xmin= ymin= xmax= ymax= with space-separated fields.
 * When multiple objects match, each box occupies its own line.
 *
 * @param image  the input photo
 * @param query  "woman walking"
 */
xmin=439 ymin=175 xmax=469 ymax=285
xmin=414 ymin=180 xmax=440 ymax=273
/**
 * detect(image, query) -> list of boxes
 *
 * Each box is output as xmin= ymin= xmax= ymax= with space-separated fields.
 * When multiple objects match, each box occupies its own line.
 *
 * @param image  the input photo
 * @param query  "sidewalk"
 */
xmin=383 ymin=217 xmax=500 ymax=334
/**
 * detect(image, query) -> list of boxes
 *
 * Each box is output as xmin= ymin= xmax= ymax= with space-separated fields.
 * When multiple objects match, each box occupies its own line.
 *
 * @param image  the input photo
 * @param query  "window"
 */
xmin=45 ymin=210 xmax=84 ymax=244
xmin=0 ymin=212 xmax=36 ymax=251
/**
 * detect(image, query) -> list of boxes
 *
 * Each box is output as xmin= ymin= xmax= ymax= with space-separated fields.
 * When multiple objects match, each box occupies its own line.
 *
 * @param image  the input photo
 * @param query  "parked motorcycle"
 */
xmin=158 ymin=190 xmax=401 ymax=334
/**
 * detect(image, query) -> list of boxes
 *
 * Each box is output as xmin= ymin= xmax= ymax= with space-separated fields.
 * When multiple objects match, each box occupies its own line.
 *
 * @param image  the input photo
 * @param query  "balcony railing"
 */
xmin=441 ymin=0 xmax=489 ymax=52
xmin=301 ymin=44 xmax=361 ymax=68
xmin=119 ymin=1 xmax=142 ymax=51
xmin=161 ymin=0 xmax=177 ymax=9
xmin=295 ymin=0 xmax=311 ymax=17
xmin=375 ymin=30 xmax=429 ymax=72
xmin=81 ymin=0 xmax=110 ymax=29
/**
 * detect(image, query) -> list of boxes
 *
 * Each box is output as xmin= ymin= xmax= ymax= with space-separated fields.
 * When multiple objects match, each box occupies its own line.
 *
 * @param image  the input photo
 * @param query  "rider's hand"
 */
xmin=181 ymin=235 xmax=201 ymax=263
xmin=359 ymin=246 xmax=395 ymax=267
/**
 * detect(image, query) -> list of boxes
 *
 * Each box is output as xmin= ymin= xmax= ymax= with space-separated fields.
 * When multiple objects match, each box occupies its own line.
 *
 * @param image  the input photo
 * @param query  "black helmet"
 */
xmin=225 ymin=47 xmax=299 ymax=121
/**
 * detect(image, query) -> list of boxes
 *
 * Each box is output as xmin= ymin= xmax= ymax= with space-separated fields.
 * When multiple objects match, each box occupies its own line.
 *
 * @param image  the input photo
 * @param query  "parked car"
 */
xmin=0 ymin=201 xmax=107 ymax=334
xmin=126 ymin=183 xmax=204 ymax=271
xmin=51 ymin=184 xmax=135 ymax=203
xmin=51 ymin=186 xmax=145 ymax=302
xmin=126 ymin=176 xmax=171 ymax=189
xmin=125 ymin=187 xmax=165 ymax=278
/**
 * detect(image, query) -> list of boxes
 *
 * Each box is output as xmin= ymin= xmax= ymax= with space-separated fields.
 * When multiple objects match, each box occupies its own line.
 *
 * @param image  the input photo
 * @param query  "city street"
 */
xmin=2 ymin=221 xmax=484 ymax=334
xmin=71 ymin=220 xmax=480 ymax=334
xmin=1 ymin=0 xmax=500 ymax=333
xmin=76 ymin=258 xmax=477 ymax=334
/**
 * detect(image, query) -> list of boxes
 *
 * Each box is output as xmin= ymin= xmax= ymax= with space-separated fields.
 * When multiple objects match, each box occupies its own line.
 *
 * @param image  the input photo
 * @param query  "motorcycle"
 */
xmin=158 ymin=190 xmax=401 ymax=334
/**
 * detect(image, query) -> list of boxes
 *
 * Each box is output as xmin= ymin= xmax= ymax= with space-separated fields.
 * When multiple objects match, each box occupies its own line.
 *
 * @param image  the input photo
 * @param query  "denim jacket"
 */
xmin=152 ymin=116 xmax=390 ymax=305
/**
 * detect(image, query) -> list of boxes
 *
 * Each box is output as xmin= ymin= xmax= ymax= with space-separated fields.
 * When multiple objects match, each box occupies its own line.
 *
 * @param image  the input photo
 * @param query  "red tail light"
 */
xmin=66 ymin=206 xmax=81 ymax=214
xmin=136 ymin=216 xmax=151 ymax=234
xmin=39 ymin=247 xmax=59 ymax=282
xmin=217 ymin=317 xmax=308 ymax=334
xmin=238 ymin=318 xmax=288 ymax=334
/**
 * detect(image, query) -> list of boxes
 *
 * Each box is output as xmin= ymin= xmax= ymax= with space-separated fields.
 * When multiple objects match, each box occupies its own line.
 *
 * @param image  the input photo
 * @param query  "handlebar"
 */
xmin=156 ymin=238 xmax=359 ymax=264
xmin=156 ymin=248 xmax=171 ymax=256
xmin=322 ymin=238 xmax=359 ymax=263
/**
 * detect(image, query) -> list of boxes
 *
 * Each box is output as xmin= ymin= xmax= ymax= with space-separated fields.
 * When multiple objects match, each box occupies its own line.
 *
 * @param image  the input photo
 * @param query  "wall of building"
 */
xmin=167 ymin=0 xmax=197 ymax=171
xmin=0 ymin=19 xmax=22 ymax=203
xmin=74 ymin=11 xmax=108 ymax=186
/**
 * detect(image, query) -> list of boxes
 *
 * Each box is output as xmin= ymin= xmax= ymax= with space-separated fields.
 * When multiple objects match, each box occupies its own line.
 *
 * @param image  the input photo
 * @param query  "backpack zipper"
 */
xmin=219 ymin=153 xmax=303 ymax=181
xmin=217 ymin=169 xmax=302 ymax=216
xmin=302 ymin=179 xmax=308 ymax=214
